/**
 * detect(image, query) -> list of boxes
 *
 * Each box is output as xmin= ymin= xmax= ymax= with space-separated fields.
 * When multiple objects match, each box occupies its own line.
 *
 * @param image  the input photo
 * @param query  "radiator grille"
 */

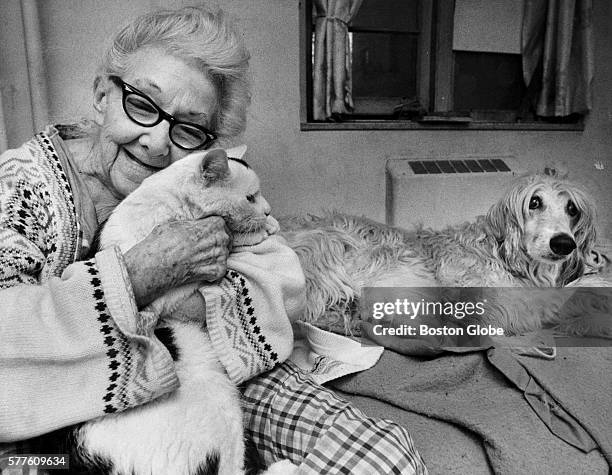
xmin=408 ymin=158 xmax=511 ymax=174
xmin=386 ymin=156 xmax=520 ymax=230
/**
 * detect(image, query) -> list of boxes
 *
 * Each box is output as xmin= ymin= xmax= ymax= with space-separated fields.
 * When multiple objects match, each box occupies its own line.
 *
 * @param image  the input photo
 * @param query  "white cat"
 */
xmin=75 ymin=147 xmax=295 ymax=475
xmin=100 ymin=145 xmax=280 ymax=319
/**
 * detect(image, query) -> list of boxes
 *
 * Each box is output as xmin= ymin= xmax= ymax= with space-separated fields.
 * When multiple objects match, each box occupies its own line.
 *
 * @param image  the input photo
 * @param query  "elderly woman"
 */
xmin=0 ymin=5 xmax=425 ymax=474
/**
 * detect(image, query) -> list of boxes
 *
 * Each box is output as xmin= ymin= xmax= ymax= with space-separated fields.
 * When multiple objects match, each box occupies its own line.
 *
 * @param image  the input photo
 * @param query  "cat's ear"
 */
xmin=201 ymin=149 xmax=230 ymax=183
xmin=226 ymin=144 xmax=247 ymax=159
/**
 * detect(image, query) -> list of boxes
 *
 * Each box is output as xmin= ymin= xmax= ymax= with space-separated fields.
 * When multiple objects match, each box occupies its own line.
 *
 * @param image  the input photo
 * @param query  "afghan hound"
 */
xmin=280 ymin=174 xmax=611 ymax=337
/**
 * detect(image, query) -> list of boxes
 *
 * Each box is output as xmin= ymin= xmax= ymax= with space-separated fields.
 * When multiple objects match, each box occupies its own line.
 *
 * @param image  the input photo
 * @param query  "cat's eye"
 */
xmin=246 ymin=195 xmax=255 ymax=203
xmin=567 ymin=200 xmax=579 ymax=218
xmin=529 ymin=195 xmax=542 ymax=210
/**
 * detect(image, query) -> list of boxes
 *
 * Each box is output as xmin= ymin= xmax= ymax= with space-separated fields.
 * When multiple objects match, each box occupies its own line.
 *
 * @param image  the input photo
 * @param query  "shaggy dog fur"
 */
xmin=280 ymin=175 xmax=611 ymax=337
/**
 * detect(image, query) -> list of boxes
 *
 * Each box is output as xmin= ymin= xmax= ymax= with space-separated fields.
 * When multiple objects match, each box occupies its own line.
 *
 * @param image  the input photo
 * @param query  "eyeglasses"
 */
xmin=108 ymin=75 xmax=217 ymax=150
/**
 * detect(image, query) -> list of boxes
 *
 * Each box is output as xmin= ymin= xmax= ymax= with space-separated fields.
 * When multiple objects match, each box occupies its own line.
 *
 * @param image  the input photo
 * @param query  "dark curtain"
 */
xmin=522 ymin=0 xmax=594 ymax=117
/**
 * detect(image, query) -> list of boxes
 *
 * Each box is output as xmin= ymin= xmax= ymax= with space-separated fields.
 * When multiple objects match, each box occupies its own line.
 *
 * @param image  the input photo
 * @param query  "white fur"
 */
xmin=78 ymin=322 xmax=299 ymax=474
xmin=79 ymin=148 xmax=296 ymax=474
xmin=100 ymin=151 xmax=267 ymax=253
xmin=78 ymin=324 xmax=244 ymax=475
xmin=280 ymin=175 xmax=612 ymax=337
xmin=100 ymin=149 xmax=273 ymax=319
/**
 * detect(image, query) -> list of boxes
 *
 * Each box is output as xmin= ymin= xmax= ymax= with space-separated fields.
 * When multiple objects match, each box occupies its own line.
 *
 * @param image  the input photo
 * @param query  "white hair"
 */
xmin=96 ymin=5 xmax=251 ymax=140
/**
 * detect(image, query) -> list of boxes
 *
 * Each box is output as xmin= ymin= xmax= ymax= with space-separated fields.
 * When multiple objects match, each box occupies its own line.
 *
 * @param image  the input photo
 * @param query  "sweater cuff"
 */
xmin=200 ymin=269 xmax=294 ymax=385
xmin=95 ymin=247 xmax=179 ymax=404
xmin=201 ymin=286 xmax=245 ymax=384
xmin=95 ymin=246 xmax=141 ymax=337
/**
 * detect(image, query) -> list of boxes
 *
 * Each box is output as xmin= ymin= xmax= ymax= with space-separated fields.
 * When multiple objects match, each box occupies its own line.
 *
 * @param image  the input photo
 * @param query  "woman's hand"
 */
xmin=123 ymin=216 xmax=231 ymax=307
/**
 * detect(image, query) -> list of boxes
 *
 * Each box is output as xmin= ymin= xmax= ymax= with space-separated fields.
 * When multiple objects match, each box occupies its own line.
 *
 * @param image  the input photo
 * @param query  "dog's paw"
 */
xmin=554 ymin=287 xmax=612 ymax=338
xmin=554 ymin=312 xmax=612 ymax=339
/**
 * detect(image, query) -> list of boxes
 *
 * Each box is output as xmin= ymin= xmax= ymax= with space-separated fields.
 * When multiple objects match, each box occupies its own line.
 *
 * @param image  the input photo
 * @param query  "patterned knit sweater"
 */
xmin=0 ymin=127 xmax=305 ymax=442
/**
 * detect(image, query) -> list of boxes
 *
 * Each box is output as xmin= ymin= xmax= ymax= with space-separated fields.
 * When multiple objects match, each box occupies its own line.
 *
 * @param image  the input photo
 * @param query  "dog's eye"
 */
xmin=246 ymin=194 xmax=255 ymax=203
xmin=529 ymin=195 xmax=542 ymax=210
xmin=567 ymin=200 xmax=579 ymax=217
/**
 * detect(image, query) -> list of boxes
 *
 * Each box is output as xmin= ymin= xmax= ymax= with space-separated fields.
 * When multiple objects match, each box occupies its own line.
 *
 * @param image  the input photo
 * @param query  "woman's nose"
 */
xmin=139 ymin=121 xmax=171 ymax=158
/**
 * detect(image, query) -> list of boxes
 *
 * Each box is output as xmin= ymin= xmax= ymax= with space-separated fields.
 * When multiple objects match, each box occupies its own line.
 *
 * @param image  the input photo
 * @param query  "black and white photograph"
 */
xmin=1 ymin=0 xmax=611 ymax=473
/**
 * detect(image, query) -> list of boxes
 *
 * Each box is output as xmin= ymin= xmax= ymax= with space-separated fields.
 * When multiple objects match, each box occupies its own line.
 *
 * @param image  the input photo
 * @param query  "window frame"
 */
xmin=299 ymin=0 xmax=584 ymax=131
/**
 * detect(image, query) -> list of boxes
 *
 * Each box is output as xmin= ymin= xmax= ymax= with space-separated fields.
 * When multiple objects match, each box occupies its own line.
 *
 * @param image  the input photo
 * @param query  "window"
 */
xmin=349 ymin=1 xmax=421 ymax=117
xmin=301 ymin=0 xmax=593 ymax=130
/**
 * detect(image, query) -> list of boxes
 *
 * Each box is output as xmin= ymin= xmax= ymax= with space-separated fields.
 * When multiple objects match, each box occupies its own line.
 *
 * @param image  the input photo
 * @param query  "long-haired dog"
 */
xmin=280 ymin=174 xmax=611 ymax=337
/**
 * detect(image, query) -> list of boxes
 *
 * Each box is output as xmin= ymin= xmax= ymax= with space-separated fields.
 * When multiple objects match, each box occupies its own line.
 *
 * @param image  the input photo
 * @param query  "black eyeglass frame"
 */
xmin=108 ymin=75 xmax=217 ymax=150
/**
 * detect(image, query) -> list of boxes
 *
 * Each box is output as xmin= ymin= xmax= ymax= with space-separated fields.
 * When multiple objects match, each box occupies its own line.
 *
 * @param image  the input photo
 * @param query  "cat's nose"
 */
xmin=262 ymin=198 xmax=271 ymax=216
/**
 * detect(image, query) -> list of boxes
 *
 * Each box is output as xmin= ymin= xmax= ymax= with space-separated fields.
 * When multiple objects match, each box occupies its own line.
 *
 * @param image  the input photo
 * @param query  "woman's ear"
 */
xmin=92 ymin=76 xmax=110 ymax=126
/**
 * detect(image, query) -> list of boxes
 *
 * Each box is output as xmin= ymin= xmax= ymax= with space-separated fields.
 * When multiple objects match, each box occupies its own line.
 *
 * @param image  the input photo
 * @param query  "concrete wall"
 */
xmin=5 ymin=0 xmax=612 ymax=235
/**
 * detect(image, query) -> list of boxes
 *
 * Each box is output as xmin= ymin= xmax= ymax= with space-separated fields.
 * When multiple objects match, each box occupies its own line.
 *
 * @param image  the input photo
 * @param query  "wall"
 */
xmin=246 ymin=0 xmax=612 ymax=235
xmin=10 ymin=0 xmax=612 ymax=235
xmin=0 ymin=0 xmax=36 ymax=148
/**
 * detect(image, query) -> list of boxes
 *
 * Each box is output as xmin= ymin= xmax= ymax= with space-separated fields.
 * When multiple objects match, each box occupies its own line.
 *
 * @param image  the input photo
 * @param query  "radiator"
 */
xmin=385 ymin=156 xmax=522 ymax=230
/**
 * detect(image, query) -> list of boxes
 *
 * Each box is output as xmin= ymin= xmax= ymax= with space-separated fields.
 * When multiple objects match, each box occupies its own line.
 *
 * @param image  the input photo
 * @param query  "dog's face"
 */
xmin=487 ymin=175 xmax=597 ymax=284
xmin=523 ymin=185 xmax=581 ymax=263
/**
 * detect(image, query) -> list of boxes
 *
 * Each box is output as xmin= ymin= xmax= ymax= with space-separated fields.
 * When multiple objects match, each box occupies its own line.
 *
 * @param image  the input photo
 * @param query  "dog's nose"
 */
xmin=549 ymin=234 xmax=577 ymax=256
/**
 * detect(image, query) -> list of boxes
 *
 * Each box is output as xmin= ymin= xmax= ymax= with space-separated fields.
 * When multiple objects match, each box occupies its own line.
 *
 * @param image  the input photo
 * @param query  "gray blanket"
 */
xmin=330 ymin=344 xmax=611 ymax=474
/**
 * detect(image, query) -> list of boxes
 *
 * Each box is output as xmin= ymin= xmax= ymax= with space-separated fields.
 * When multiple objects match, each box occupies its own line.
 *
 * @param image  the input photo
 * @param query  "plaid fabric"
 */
xmin=242 ymin=361 xmax=428 ymax=474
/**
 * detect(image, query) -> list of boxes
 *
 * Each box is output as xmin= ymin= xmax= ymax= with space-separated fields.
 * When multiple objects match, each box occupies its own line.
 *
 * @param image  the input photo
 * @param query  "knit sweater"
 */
xmin=204 ymin=237 xmax=306 ymax=385
xmin=0 ymin=127 xmax=305 ymax=442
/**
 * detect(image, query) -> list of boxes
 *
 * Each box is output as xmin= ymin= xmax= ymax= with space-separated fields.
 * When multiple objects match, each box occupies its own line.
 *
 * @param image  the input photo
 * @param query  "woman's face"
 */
xmin=92 ymin=47 xmax=219 ymax=198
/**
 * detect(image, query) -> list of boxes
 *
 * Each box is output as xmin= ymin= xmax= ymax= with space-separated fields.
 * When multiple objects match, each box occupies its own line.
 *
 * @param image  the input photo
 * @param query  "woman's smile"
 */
xmin=123 ymin=147 xmax=167 ymax=171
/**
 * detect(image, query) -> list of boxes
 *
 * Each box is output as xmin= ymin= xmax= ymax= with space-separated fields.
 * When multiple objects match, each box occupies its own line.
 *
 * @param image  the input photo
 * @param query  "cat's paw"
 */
xmin=167 ymin=291 xmax=207 ymax=322
xmin=146 ymin=284 xmax=202 ymax=321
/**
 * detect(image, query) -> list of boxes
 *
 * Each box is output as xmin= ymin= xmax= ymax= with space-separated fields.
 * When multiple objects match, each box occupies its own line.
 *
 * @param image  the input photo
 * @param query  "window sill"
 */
xmin=300 ymin=120 xmax=585 ymax=132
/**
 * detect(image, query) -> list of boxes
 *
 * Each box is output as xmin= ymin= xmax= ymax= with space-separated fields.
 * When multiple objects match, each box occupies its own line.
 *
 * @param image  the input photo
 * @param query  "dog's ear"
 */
xmin=486 ymin=194 xmax=523 ymax=273
xmin=486 ymin=200 xmax=506 ymax=241
xmin=570 ymin=186 xmax=598 ymax=254
xmin=559 ymin=185 xmax=598 ymax=285
xmin=486 ymin=177 xmax=538 ymax=274
xmin=575 ymin=207 xmax=598 ymax=255
xmin=486 ymin=178 xmax=529 ymax=241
